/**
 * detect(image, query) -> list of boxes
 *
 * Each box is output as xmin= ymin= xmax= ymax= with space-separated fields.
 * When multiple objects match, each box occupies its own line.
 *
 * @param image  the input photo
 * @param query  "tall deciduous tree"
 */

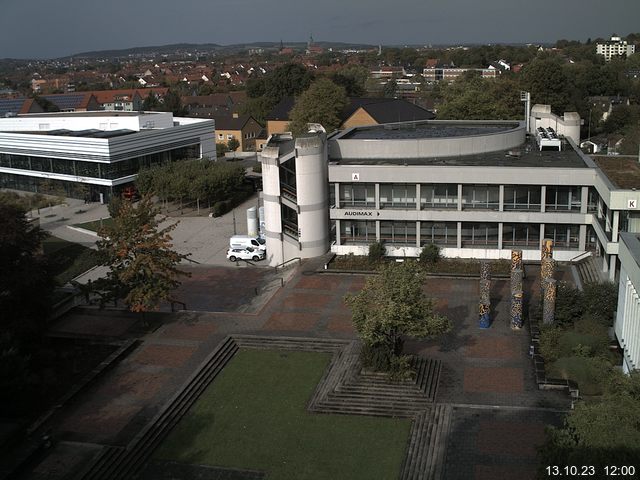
xmin=0 ymin=204 xmax=53 ymax=337
xmin=95 ymin=196 xmax=190 ymax=312
xmin=344 ymin=262 xmax=451 ymax=370
xmin=288 ymin=78 xmax=348 ymax=134
xmin=437 ymin=75 xmax=523 ymax=120
xmin=521 ymin=57 xmax=572 ymax=112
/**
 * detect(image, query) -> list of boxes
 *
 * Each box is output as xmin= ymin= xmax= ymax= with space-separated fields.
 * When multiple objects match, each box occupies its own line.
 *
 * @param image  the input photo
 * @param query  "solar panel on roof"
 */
xmin=42 ymin=94 xmax=85 ymax=110
xmin=0 ymin=98 xmax=26 ymax=116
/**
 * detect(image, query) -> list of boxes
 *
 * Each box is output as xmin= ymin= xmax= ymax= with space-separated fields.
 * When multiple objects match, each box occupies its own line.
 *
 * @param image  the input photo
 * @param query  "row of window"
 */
xmin=338 ymin=220 xmax=587 ymax=249
xmin=333 ymin=183 xmax=590 ymax=212
xmin=0 ymin=145 xmax=199 ymax=180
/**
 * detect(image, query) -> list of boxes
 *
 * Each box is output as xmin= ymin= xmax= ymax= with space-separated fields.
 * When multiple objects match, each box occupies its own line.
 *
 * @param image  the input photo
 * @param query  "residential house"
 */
xmin=214 ymin=114 xmax=263 ymax=151
xmin=265 ymin=97 xmax=435 ymax=136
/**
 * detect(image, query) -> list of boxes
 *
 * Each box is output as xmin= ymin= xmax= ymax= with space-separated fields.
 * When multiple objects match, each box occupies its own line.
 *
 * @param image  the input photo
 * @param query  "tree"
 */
xmin=383 ymin=80 xmax=397 ymax=98
xmin=227 ymin=138 xmax=240 ymax=152
xmin=95 ymin=196 xmax=190 ymax=313
xmin=539 ymin=371 xmax=640 ymax=469
xmin=521 ymin=57 xmax=572 ymax=112
xmin=437 ymin=74 xmax=523 ymax=120
xmin=344 ymin=262 xmax=451 ymax=373
xmin=288 ymin=78 xmax=348 ymax=134
xmin=0 ymin=204 xmax=53 ymax=338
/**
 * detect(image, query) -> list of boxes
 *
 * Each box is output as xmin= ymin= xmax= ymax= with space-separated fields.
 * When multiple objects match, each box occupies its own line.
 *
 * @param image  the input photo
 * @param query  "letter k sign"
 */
xmin=629 ymin=199 xmax=637 ymax=209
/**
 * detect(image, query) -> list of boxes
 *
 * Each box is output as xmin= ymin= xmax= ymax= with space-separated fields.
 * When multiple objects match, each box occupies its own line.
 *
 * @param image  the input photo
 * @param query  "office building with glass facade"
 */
xmin=0 ymin=111 xmax=215 ymax=201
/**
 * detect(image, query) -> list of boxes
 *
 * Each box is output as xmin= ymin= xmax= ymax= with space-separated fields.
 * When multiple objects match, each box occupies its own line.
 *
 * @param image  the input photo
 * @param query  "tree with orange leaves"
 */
xmin=95 ymin=195 xmax=190 ymax=313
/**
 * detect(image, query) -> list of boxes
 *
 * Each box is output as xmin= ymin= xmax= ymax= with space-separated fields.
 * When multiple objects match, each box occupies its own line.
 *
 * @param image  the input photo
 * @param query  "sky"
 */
xmin=1 ymin=0 xmax=639 ymax=59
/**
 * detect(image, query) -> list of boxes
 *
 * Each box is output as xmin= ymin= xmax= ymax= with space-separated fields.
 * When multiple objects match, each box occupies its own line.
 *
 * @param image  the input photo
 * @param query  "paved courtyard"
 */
xmin=18 ymin=260 xmax=571 ymax=480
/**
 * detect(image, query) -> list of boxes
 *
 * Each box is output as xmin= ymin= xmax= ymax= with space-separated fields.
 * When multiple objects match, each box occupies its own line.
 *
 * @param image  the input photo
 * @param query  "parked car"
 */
xmin=227 ymin=247 xmax=265 ymax=262
xmin=229 ymin=235 xmax=267 ymax=251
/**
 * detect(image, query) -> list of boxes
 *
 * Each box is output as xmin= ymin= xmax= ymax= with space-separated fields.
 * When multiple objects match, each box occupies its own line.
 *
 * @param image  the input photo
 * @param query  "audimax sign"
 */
xmin=343 ymin=211 xmax=380 ymax=217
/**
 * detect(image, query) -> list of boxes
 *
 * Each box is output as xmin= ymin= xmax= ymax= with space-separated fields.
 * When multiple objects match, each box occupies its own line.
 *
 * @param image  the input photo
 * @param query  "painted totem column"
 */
xmin=540 ymin=257 xmax=556 ymax=299
xmin=479 ymin=262 xmax=491 ymax=328
xmin=543 ymin=278 xmax=557 ymax=324
xmin=511 ymin=269 xmax=524 ymax=329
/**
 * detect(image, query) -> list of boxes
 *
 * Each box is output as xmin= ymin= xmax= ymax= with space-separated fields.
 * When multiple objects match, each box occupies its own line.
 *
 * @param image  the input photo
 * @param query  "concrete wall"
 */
xmin=529 ymin=104 xmax=581 ymax=145
xmin=330 ymin=121 xmax=525 ymax=159
xmin=615 ymin=233 xmax=640 ymax=372
xmin=295 ymin=134 xmax=330 ymax=258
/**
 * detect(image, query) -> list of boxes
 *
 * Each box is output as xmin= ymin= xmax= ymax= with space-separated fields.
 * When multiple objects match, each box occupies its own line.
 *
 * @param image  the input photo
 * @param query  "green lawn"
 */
xmin=73 ymin=217 xmax=114 ymax=232
xmin=155 ymin=349 xmax=411 ymax=480
xmin=42 ymin=235 xmax=100 ymax=285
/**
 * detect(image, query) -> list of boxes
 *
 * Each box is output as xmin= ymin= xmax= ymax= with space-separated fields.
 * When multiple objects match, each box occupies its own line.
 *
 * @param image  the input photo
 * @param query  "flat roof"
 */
xmin=3 ymin=128 xmax=138 ymax=139
xmin=331 ymin=137 xmax=588 ymax=168
xmin=17 ymin=111 xmax=159 ymax=118
xmin=593 ymin=156 xmax=640 ymax=189
xmin=339 ymin=121 xmax=520 ymax=140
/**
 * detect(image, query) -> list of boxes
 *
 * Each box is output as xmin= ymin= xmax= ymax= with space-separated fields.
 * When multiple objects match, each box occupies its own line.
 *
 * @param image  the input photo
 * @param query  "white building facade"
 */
xmin=596 ymin=36 xmax=636 ymax=61
xmin=0 ymin=111 xmax=215 ymax=201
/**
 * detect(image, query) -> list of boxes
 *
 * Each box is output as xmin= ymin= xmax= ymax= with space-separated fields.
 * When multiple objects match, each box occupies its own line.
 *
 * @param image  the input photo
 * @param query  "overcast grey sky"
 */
xmin=1 ymin=0 xmax=638 ymax=59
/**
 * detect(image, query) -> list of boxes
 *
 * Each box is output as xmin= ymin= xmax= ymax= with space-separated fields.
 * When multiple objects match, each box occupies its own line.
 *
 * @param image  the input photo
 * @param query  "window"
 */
xmin=379 ymin=221 xmax=416 ymax=245
xmin=461 ymin=185 xmax=499 ymax=210
xmin=420 ymin=222 xmax=457 ymax=246
xmin=461 ymin=223 xmax=499 ymax=247
xmin=503 ymin=186 xmax=541 ymax=211
xmin=218 ymin=134 xmax=224 ymax=140
xmin=339 ymin=183 xmax=375 ymax=208
xmin=545 ymin=186 xmax=581 ymax=211
xmin=545 ymin=224 xmax=580 ymax=249
xmin=420 ymin=184 xmax=457 ymax=209
xmin=502 ymin=223 xmax=540 ymax=247
xmin=379 ymin=184 xmax=416 ymax=209
xmin=226 ymin=134 xmax=234 ymax=140
xmin=341 ymin=221 xmax=376 ymax=244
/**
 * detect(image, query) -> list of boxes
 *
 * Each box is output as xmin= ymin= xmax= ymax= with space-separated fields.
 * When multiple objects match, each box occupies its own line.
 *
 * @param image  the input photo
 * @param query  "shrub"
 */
xmin=582 ymin=281 xmax=618 ymax=326
xmin=419 ymin=243 xmax=440 ymax=265
xmin=547 ymin=356 xmax=611 ymax=395
xmin=252 ymin=163 xmax=262 ymax=173
xmin=107 ymin=196 xmax=123 ymax=218
xmin=539 ymin=325 xmax=563 ymax=362
xmin=360 ymin=343 xmax=392 ymax=372
xmin=554 ymin=282 xmax=585 ymax=326
xmin=211 ymin=200 xmax=230 ymax=217
xmin=368 ymin=240 xmax=386 ymax=262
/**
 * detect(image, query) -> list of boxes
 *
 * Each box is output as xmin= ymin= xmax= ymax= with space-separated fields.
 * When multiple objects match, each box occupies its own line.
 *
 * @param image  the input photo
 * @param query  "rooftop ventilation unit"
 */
xmin=536 ymin=127 xmax=561 ymax=151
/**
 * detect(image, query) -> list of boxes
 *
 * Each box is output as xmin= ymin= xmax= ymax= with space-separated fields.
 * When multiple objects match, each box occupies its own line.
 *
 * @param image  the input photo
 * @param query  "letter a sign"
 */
xmin=629 ymin=199 xmax=637 ymax=209
xmin=352 ymin=173 xmax=360 ymax=181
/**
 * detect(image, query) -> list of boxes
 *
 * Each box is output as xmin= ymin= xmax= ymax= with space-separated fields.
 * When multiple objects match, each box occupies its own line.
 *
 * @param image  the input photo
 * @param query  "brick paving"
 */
xmin=463 ymin=367 xmax=524 ymax=393
xmin=24 ymin=262 xmax=575 ymax=479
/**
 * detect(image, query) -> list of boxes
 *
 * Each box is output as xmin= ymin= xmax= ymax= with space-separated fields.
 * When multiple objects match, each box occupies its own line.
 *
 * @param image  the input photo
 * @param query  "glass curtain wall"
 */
xmin=379 ymin=221 xmax=416 ymax=245
xmin=461 ymin=222 xmax=499 ymax=247
xmin=340 ymin=220 xmax=376 ymax=244
xmin=503 ymin=186 xmax=541 ymax=211
xmin=461 ymin=185 xmax=499 ymax=210
xmin=420 ymin=222 xmax=457 ymax=246
xmin=502 ymin=223 xmax=541 ymax=248
xmin=420 ymin=184 xmax=457 ymax=209
xmin=379 ymin=184 xmax=416 ymax=209
xmin=339 ymin=183 xmax=376 ymax=208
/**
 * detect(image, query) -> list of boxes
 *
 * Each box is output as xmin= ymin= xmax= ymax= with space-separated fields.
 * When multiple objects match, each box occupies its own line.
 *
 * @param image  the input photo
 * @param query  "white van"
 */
xmin=229 ymin=235 xmax=267 ymax=251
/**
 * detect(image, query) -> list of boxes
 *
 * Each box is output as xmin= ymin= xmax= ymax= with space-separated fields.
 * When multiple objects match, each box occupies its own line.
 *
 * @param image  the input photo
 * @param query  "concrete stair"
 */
xmin=400 ymin=404 xmax=453 ymax=480
xmin=309 ymin=344 xmax=441 ymax=418
xmin=74 ymin=335 xmax=446 ymax=479
xmin=76 ymin=336 xmax=239 ymax=480
xmin=575 ymin=255 xmax=603 ymax=286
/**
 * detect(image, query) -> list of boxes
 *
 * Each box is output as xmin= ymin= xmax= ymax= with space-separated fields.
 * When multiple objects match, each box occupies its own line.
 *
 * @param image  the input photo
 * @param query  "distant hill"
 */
xmin=67 ymin=41 xmax=376 ymax=59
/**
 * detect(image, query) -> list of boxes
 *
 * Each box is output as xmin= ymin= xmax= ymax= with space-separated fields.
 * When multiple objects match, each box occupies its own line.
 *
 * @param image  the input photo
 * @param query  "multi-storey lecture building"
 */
xmin=0 ymin=111 xmax=215 ymax=201
xmin=260 ymin=105 xmax=640 ymax=285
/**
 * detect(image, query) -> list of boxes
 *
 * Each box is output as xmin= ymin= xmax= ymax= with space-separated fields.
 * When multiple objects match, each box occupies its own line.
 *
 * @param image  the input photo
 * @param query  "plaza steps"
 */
xmin=309 ymin=344 xmax=442 ymax=418
xmin=75 ymin=336 xmax=239 ymax=480
xmin=232 ymin=335 xmax=349 ymax=353
xmin=400 ymin=404 xmax=453 ymax=480
xmin=574 ymin=255 xmax=604 ymax=287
